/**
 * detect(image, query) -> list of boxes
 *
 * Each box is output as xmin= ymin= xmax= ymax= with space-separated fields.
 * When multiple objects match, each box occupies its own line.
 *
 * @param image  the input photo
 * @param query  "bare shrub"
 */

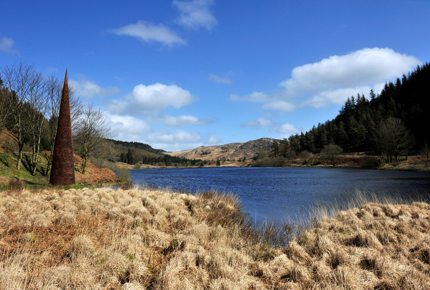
xmin=117 ymin=168 xmax=131 ymax=182
xmin=120 ymin=183 xmax=134 ymax=190
xmin=8 ymin=179 xmax=25 ymax=191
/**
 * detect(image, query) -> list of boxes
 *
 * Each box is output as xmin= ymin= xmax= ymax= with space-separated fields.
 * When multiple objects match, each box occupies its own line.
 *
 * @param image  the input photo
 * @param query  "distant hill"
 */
xmin=105 ymin=139 xmax=165 ymax=155
xmin=168 ymin=138 xmax=277 ymax=161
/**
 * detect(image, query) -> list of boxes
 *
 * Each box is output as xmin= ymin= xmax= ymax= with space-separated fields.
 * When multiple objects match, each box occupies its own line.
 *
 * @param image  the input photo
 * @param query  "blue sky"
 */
xmin=1 ymin=0 xmax=429 ymax=151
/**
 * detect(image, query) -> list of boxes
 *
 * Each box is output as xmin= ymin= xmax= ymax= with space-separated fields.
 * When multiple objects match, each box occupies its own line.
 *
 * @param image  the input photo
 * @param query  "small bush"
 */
xmin=8 ymin=179 xmax=25 ymax=191
xmin=120 ymin=183 xmax=134 ymax=190
xmin=117 ymin=168 xmax=131 ymax=182
xmin=361 ymin=157 xmax=382 ymax=169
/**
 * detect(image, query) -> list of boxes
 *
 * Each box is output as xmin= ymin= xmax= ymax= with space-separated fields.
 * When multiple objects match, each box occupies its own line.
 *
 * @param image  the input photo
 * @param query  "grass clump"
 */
xmin=0 ymin=187 xmax=429 ymax=289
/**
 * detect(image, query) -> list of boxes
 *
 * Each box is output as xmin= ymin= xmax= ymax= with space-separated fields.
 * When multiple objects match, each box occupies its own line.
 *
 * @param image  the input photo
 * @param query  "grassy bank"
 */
xmin=252 ymin=154 xmax=430 ymax=172
xmin=0 ymin=186 xmax=429 ymax=289
xmin=0 ymin=152 xmax=121 ymax=189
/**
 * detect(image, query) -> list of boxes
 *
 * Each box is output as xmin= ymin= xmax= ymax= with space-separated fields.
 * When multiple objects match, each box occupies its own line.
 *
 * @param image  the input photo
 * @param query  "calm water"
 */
xmin=127 ymin=167 xmax=430 ymax=225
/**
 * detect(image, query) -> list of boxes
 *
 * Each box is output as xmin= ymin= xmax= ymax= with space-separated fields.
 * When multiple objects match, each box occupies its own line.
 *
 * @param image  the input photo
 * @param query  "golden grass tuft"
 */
xmin=1 ymin=187 xmax=430 ymax=289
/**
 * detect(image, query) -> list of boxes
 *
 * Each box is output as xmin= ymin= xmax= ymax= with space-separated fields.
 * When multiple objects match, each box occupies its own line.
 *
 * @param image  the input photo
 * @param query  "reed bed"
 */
xmin=0 ymin=186 xmax=429 ymax=289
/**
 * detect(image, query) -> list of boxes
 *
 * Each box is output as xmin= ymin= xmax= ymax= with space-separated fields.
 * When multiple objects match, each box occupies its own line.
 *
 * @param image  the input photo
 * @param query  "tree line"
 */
xmin=106 ymin=139 xmax=165 ymax=155
xmin=119 ymin=147 xmax=203 ymax=167
xmin=270 ymin=63 xmax=429 ymax=163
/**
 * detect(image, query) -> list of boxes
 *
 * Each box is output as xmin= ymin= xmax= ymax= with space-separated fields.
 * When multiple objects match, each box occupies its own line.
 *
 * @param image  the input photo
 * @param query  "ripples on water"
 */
xmin=122 ymin=167 xmax=430 ymax=225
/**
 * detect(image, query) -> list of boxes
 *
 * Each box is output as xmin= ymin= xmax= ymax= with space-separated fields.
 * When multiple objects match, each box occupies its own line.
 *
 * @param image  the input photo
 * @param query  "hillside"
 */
xmin=284 ymin=63 xmax=430 ymax=155
xmin=168 ymin=138 xmax=276 ymax=161
xmin=105 ymin=138 xmax=165 ymax=155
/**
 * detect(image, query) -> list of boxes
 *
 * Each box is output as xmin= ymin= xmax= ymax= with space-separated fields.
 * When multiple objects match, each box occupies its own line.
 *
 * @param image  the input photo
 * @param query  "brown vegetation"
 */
xmin=0 ymin=187 xmax=429 ymax=289
xmin=72 ymin=154 xmax=118 ymax=186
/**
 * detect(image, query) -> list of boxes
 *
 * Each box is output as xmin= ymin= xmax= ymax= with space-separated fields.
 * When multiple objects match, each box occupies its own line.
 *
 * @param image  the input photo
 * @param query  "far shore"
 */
xmin=117 ymin=153 xmax=430 ymax=172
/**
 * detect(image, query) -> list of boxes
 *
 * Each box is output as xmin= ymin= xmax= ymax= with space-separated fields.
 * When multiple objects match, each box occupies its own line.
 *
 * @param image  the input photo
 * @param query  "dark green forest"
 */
xmin=279 ymin=63 xmax=429 ymax=156
xmin=105 ymin=139 xmax=165 ymax=155
xmin=117 ymin=147 xmax=203 ymax=167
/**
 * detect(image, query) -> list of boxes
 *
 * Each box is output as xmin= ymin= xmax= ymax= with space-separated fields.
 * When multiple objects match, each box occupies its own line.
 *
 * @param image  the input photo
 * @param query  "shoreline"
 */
xmin=122 ymin=155 xmax=430 ymax=172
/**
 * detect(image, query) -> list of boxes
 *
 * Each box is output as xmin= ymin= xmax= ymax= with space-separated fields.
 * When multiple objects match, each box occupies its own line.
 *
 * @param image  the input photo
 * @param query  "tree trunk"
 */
xmin=16 ymin=117 xmax=23 ymax=169
xmin=31 ymin=122 xmax=44 ymax=176
xmin=31 ymin=133 xmax=42 ymax=176
xmin=82 ymin=148 xmax=88 ymax=174
xmin=17 ymin=142 xmax=24 ymax=169
xmin=46 ymin=141 xmax=56 ymax=176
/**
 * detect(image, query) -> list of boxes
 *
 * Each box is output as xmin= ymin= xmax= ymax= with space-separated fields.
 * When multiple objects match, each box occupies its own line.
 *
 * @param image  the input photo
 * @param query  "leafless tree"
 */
xmin=25 ymin=71 xmax=51 ymax=175
xmin=73 ymin=104 xmax=112 ymax=174
xmin=375 ymin=117 xmax=414 ymax=163
xmin=1 ymin=62 xmax=36 ymax=169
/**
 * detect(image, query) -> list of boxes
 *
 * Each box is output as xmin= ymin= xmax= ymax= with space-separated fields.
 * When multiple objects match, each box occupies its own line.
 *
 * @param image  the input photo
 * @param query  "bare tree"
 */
xmin=73 ymin=104 xmax=112 ymax=174
xmin=1 ymin=62 xmax=36 ymax=169
xmin=375 ymin=117 xmax=414 ymax=163
xmin=26 ymin=71 xmax=50 ymax=175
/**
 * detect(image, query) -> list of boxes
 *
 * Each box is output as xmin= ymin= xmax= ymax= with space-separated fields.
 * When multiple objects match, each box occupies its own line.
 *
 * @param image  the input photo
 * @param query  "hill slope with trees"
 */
xmin=275 ymin=63 xmax=429 ymax=160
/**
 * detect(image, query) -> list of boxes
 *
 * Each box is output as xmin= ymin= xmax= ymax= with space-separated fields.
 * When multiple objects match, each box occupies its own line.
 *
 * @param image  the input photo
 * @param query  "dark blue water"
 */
xmin=128 ymin=167 xmax=430 ymax=225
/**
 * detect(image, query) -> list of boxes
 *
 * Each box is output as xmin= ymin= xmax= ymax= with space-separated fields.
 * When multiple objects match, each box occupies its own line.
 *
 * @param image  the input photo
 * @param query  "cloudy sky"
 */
xmin=1 ymin=0 xmax=429 ymax=151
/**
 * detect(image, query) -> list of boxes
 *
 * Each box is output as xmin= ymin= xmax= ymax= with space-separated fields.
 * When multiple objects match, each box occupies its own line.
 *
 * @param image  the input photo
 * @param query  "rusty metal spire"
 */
xmin=50 ymin=69 xmax=75 ymax=185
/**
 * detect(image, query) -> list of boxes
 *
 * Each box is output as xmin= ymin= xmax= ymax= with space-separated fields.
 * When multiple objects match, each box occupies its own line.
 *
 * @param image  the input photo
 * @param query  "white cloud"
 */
xmin=262 ymin=100 xmax=295 ymax=112
xmin=141 ymin=130 xmax=221 ymax=151
xmin=107 ymin=83 xmax=198 ymax=115
xmin=232 ymin=48 xmax=421 ymax=112
xmin=241 ymin=117 xmax=300 ymax=136
xmin=147 ymin=130 xmax=203 ymax=143
xmin=104 ymin=111 xmax=215 ymax=151
xmin=279 ymin=48 xmax=420 ymax=97
xmin=242 ymin=117 xmax=274 ymax=128
xmin=173 ymin=0 xmax=217 ymax=30
xmin=209 ymin=73 xmax=232 ymax=84
xmin=105 ymin=113 xmax=151 ymax=141
xmin=0 ymin=37 xmax=19 ymax=55
xmin=151 ymin=114 xmax=213 ymax=126
xmin=111 ymin=21 xmax=186 ymax=46
xmin=69 ymin=76 xmax=120 ymax=99
xmin=206 ymin=136 xmax=221 ymax=144
xmin=277 ymin=123 xmax=300 ymax=134
xmin=300 ymin=86 xmax=372 ymax=109
xmin=231 ymin=92 xmax=295 ymax=112
xmin=230 ymin=91 xmax=270 ymax=103
xmin=144 ymin=130 xmax=207 ymax=151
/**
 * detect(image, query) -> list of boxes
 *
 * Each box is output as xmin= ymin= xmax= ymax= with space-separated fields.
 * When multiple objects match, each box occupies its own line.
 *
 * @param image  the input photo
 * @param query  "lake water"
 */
xmin=127 ymin=167 xmax=430 ymax=225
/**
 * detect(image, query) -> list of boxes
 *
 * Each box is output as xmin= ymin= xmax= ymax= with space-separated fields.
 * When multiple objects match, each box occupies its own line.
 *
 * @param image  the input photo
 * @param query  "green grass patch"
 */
xmin=0 ymin=152 xmax=95 ymax=191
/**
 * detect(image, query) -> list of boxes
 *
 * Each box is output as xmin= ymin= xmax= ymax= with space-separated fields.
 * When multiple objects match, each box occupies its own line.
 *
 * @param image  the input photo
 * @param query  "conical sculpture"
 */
xmin=50 ymin=70 xmax=75 ymax=185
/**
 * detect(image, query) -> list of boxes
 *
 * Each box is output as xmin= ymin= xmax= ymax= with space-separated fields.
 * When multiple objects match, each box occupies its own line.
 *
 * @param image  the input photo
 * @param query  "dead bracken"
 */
xmin=0 ymin=187 xmax=429 ymax=289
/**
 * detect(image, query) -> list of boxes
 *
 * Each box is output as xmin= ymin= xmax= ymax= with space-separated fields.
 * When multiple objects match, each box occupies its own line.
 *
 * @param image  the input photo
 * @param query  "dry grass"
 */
xmin=0 ymin=186 xmax=429 ymax=289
